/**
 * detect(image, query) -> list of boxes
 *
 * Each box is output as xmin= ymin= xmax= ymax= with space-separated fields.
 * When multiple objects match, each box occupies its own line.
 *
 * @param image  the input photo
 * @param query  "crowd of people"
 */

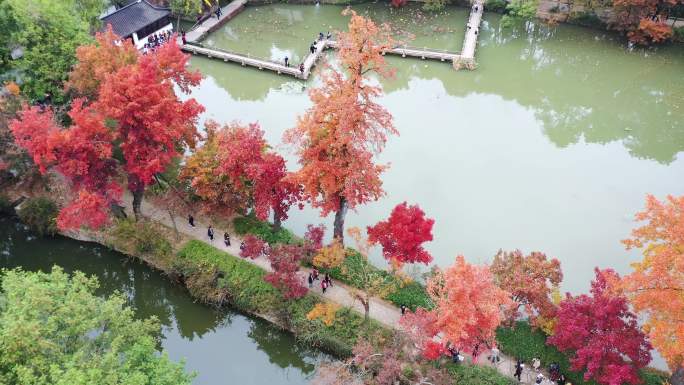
xmin=142 ymin=30 xmax=174 ymax=54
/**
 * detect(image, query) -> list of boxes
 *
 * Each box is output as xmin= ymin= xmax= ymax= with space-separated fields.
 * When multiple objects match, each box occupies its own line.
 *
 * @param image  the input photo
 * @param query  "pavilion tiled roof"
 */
xmin=100 ymin=0 xmax=170 ymax=38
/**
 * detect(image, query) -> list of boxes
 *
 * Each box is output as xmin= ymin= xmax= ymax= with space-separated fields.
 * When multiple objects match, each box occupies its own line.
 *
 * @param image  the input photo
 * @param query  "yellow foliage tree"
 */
xmin=307 ymin=303 xmax=340 ymax=326
xmin=313 ymin=240 xmax=345 ymax=269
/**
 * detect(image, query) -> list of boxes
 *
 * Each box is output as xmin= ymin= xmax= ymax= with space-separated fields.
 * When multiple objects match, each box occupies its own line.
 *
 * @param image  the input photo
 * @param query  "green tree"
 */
xmin=2 ymin=0 xmax=105 ymax=103
xmin=0 ymin=267 xmax=195 ymax=385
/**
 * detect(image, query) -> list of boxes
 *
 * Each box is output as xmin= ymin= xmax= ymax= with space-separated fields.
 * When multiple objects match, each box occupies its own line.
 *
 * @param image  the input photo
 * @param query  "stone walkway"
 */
xmin=137 ymin=197 xmax=549 ymax=383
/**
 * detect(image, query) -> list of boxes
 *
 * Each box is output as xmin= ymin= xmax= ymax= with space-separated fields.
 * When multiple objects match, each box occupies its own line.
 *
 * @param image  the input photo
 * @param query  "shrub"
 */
xmin=447 ymin=362 xmax=515 ymax=385
xmin=496 ymin=321 xmax=667 ymax=385
xmin=423 ymin=0 xmax=448 ymax=11
xmin=569 ymin=12 xmax=606 ymax=29
xmin=233 ymin=214 xmax=297 ymax=245
xmin=486 ymin=0 xmax=508 ymax=12
xmin=17 ymin=197 xmax=58 ymax=236
xmin=386 ymin=281 xmax=433 ymax=311
xmin=112 ymin=219 xmax=172 ymax=258
xmin=501 ymin=0 xmax=538 ymax=27
xmin=674 ymin=26 xmax=684 ymax=42
xmin=0 ymin=195 xmax=14 ymax=215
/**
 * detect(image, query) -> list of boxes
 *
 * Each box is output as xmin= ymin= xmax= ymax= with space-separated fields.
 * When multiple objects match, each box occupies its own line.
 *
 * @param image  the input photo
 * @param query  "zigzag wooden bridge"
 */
xmin=179 ymin=0 xmax=485 ymax=78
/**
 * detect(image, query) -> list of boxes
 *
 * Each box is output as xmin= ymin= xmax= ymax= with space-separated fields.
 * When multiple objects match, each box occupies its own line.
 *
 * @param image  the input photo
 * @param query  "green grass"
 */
xmin=447 ymin=362 xmax=516 ymax=385
xmin=233 ymin=214 xmax=298 ymax=245
xmin=174 ymin=240 xmax=390 ymax=357
xmin=496 ymin=321 xmax=669 ymax=385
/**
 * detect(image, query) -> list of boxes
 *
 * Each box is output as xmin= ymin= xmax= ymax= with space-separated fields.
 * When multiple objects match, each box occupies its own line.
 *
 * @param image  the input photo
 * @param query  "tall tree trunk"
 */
xmin=672 ymin=367 xmax=684 ymax=385
xmin=333 ymin=196 xmax=347 ymax=244
xmin=273 ymin=213 xmax=282 ymax=231
xmin=131 ymin=185 xmax=144 ymax=222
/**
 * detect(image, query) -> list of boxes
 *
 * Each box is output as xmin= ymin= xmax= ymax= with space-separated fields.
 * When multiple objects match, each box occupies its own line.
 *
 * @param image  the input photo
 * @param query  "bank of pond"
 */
xmin=0 ymin=210 xmax=670 ymax=385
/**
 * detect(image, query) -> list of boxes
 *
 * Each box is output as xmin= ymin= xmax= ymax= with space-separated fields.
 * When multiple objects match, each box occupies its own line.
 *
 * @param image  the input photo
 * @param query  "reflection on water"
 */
xmin=186 ymin=3 xmax=684 ymax=295
xmin=0 ymin=218 xmax=326 ymax=385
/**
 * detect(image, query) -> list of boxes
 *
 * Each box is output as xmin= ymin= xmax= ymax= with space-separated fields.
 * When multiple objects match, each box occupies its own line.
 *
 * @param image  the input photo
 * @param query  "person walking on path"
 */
xmin=215 ymin=6 xmax=221 ymax=19
xmin=321 ymin=279 xmax=328 ymax=294
xmin=536 ymin=373 xmax=545 ymax=385
xmin=188 ymin=214 xmax=195 ymax=227
xmin=400 ymin=304 xmax=407 ymax=315
xmin=324 ymin=273 xmax=332 ymax=287
xmin=514 ymin=360 xmax=524 ymax=381
xmin=532 ymin=357 xmax=541 ymax=372
xmin=224 ymin=232 xmax=231 ymax=247
xmin=471 ymin=343 xmax=480 ymax=363
xmin=312 ymin=268 xmax=319 ymax=281
xmin=207 ymin=225 xmax=214 ymax=241
xmin=308 ymin=273 xmax=314 ymax=288
xmin=490 ymin=345 xmax=500 ymax=363
xmin=181 ymin=30 xmax=187 ymax=45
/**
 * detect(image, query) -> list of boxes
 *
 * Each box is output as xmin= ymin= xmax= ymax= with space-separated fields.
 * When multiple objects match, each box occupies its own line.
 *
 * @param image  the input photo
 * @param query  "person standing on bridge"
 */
xmin=181 ymin=30 xmax=187 ymax=45
xmin=284 ymin=56 xmax=289 ymax=67
xmin=299 ymin=63 xmax=304 ymax=74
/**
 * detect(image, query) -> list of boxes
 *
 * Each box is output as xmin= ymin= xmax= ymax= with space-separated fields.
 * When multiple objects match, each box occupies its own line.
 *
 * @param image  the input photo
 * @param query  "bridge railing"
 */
xmin=184 ymin=41 xmax=289 ymax=68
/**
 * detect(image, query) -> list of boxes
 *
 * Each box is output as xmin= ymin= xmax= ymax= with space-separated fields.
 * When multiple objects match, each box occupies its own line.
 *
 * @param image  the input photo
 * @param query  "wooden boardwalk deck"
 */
xmin=181 ymin=39 xmax=330 ymax=80
xmin=456 ymin=0 xmax=485 ymax=69
xmin=326 ymin=40 xmax=461 ymax=62
xmin=180 ymin=0 xmax=485 ymax=76
xmin=185 ymin=0 xmax=247 ymax=43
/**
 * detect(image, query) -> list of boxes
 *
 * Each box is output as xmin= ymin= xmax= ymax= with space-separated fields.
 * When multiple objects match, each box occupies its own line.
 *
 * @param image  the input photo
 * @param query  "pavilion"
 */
xmin=100 ymin=0 xmax=173 ymax=49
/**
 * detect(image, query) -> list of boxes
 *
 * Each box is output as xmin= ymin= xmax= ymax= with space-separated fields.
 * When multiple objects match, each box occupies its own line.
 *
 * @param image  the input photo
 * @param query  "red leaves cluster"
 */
xmin=239 ymin=234 xmax=267 ymax=259
xmin=421 ymin=341 xmax=447 ymax=361
xmin=549 ymin=269 xmax=652 ymax=385
xmin=628 ymin=18 xmax=673 ymax=45
xmin=427 ymin=256 xmax=512 ymax=351
xmin=184 ymin=121 xmax=301 ymax=224
xmin=367 ymin=202 xmax=434 ymax=266
xmin=612 ymin=0 xmax=677 ymax=44
xmin=491 ymin=249 xmax=562 ymax=325
xmin=264 ymin=244 xmax=308 ymax=299
xmin=10 ymin=30 xmax=202 ymax=230
xmin=391 ymin=0 xmax=408 ymax=7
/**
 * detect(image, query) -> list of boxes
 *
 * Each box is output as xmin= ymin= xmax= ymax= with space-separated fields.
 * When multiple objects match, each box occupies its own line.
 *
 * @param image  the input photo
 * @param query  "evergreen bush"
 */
xmin=17 ymin=197 xmax=58 ymax=236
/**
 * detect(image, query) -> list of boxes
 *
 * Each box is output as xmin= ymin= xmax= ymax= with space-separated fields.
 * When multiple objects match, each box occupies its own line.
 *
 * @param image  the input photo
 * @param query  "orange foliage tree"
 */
xmin=285 ymin=10 xmax=397 ymax=243
xmin=490 ymin=249 xmax=563 ymax=326
xmin=66 ymin=26 xmax=138 ymax=99
xmin=427 ymin=256 xmax=512 ymax=352
xmin=620 ymin=194 xmax=684 ymax=380
xmin=612 ymin=0 xmax=681 ymax=44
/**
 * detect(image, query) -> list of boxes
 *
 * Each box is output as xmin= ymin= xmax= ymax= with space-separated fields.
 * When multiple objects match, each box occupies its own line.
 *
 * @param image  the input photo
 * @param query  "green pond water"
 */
xmin=189 ymin=3 xmax=684 ymax=294
xmin=0 ymin=218 xmax=327 ymax=385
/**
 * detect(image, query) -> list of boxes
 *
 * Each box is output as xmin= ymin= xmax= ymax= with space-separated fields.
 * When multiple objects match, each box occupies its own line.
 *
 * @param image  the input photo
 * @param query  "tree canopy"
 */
xmin=1 ymin=0 xmax=105 ymax=103
xmin=0 ymin=267 xmax=194 ymax=385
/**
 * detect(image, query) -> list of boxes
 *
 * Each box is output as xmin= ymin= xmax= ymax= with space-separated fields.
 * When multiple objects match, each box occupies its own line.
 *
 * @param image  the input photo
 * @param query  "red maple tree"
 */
xmin=264 ymin=244 xmax=308 ymax=299
xmin=549 ymin=268 xmax=652 ymax=385
xmin=426 ymin=256 xmax=512 ymax=352
xmin=240 ymin=234 xmax=267 ymax=260
xmin=367 ymin=202 xmax=434 ymax=266
xmin=285 ymin=10 xmax=397 ymax=243
xmin=183 ymin=121 xmax=301 ymax=227
xmin=490 ymin=249 xmax=563 ymax=325
xmin=11 ymin=33 xmax=203 ymax=229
